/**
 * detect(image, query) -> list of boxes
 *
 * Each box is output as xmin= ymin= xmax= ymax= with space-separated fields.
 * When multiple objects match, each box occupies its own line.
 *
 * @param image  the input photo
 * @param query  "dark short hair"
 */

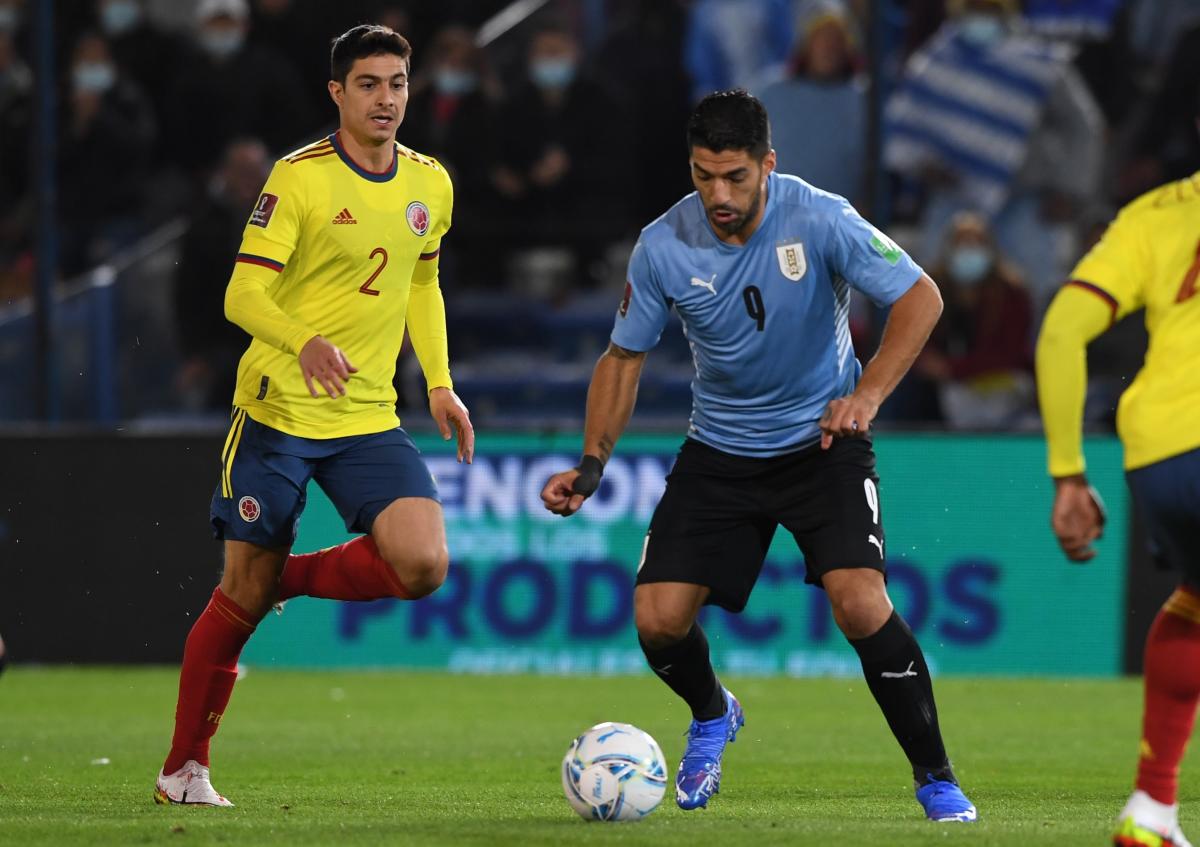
xmin=330 ymin=24 xmax=412 ymax=83
xmin=687 ymin=89 xmax=771 ymax=159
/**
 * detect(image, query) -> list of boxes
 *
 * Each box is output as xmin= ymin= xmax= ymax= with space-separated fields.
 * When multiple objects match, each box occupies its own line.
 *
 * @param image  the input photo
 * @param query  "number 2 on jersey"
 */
xmin=1176 ymin=238 xmax=1200 ymax=303
xmin=360 ymin=247 xmax=388 ymax=296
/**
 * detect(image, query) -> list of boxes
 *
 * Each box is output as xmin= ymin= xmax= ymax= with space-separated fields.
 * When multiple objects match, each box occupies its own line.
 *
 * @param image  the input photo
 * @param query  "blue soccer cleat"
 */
xmin=916 ymin=776 xmax=977 ymax=822
xmin=675 ymin=688 xmax=744 ymax=810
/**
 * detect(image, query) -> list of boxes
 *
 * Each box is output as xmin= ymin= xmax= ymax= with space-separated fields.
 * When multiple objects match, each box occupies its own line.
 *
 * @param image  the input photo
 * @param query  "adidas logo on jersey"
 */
xmin=332 ymin=208 xmax=357 ymax=225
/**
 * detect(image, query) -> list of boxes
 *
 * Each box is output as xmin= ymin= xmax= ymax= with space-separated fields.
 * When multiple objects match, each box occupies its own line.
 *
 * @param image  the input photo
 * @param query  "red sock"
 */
xmin=1136 ymin=586 xmax=1200 ymax=805
xmin=163 ymin=588 xmax=257 ymax=774
xmin=276 ymin=535 xmax=410 ymax=602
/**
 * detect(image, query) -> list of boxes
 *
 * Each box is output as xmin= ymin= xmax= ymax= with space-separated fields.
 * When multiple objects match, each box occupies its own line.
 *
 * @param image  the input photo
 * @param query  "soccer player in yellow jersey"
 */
xmin=153 ymin=25 xmax=473 ymax=807
xmin=1037 ymin=135 xmax=1200 ymax=845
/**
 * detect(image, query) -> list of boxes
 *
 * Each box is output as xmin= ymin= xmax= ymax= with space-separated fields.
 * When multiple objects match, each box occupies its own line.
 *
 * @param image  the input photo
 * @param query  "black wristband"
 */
xmin=572 ymin=454 xmax=604 ymax=497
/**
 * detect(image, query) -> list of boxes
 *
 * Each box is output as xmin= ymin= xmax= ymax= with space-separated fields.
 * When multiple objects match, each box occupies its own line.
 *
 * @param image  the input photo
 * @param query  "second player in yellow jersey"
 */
xmin=156 ymin=25 xmax=474 ymax=809
xmin=1037 ymin=166 xmax=1200 ymax=847
xmin=227 ymin=130 xmax=454 ymax=438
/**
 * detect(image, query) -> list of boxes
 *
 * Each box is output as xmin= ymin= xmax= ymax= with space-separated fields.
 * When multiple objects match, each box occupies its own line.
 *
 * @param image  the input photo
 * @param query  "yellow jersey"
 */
xmin=224 ymin=131 xmax=454 ymax=439
xmin=1039 ymin=172 xmax=1200 ymax=473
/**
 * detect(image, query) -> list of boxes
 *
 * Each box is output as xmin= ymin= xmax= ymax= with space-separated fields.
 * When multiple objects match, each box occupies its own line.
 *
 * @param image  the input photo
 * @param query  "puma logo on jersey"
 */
xmin=332 ymin=207 xmax=357 ymax=225
xmin=690 ymin=274 xmax=717 ymax=295
xmin=868 ymin=534 xmax=884 ymax=558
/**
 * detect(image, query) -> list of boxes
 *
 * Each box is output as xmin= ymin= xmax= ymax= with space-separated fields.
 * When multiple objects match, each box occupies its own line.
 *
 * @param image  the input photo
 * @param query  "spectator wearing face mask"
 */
xmin=58 ymin=30 xmax=158 ymax=275
xmin=173 ymin=137 xmax=266 ymax=412
xmin=493 ymin=23 xmax=631 ymax=286
xmin=94 ymin=0 xmax=185 ymax=133
xmin=884 ymin=0 xmax=1105 ymax=306
xmin=167 ymin=0 xmax=315 ymax=179
xmin=914 ymin=212 xmax=1035 ymax=428
xmin=400 ymin=25 xmax=501 ymax=286
xmin=758 ymin=4 xmax=866 ymax=204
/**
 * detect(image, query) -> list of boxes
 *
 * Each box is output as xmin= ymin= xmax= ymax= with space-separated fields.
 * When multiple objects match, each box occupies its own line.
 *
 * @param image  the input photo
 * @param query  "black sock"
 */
xmin=848 ymin=612 xmax=954 ymax=786
xmin=639 ymin=623 xmax=726 ymax=721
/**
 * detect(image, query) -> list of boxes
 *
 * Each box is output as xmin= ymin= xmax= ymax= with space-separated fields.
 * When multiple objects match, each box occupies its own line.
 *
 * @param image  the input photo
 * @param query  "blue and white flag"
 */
xmin=883 ymin=25 xmax=1073 ymax=215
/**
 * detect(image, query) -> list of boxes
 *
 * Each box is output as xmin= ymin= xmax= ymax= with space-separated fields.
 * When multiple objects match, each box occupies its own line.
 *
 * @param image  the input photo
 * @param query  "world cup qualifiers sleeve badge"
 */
xmin=249 ymin=193 xmax=279 ymax=228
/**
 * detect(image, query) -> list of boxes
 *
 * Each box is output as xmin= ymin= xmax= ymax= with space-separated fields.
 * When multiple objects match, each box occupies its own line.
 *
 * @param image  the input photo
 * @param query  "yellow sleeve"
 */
xmin=1035 ymin=284 xmax=1116 ymax=477
xmin=223 ymin=161 xmax=320 ymax=355
xmin=1069 ymin=202 xmax=1151 ymax=320
xmin=405 ymin=164 xmax=454 ymax=392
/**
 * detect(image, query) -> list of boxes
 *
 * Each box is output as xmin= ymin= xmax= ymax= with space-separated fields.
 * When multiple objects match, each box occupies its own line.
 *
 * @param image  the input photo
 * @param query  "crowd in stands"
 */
xmin=0 ymin=0 xmax=1196 ymax=426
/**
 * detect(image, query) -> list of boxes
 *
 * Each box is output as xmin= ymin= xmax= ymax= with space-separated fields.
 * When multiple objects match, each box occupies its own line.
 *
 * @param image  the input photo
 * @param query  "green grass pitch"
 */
xmin=1 ymin=669 xmax=1194 ymax=845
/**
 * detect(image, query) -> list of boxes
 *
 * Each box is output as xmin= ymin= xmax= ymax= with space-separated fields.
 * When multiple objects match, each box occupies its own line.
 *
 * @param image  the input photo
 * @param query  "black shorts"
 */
xmin=636 ymin=437 xmax=886 ymax=612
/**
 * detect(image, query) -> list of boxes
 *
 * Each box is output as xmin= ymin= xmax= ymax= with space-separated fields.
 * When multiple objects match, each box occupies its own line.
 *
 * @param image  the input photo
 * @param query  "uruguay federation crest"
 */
xmin=776 ymin=241 xmax=807 ymax=281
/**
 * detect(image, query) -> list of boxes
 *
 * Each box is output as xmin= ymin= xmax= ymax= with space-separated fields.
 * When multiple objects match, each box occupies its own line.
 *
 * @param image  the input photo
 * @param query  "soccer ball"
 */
xmin=561 ymin=721 xmax=667 ymax=822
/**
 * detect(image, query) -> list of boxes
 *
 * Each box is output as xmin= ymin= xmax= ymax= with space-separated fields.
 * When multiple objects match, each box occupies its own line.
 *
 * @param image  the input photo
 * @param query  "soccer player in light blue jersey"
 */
xmin=542 ymin=90 xmax=975 ymax=822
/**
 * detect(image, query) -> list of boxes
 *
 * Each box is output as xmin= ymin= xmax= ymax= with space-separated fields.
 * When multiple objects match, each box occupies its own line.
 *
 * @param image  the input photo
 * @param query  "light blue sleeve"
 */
xmin=610 ymin=240 xmax=669 ymax=352
xmin=827 ymin=197 xmax=923 ymax=307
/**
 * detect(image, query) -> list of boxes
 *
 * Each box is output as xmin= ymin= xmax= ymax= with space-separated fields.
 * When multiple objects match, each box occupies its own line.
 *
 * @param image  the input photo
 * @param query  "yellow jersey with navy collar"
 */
xmin=223 ymin=130 xmax=454 ymax=439
xmin=1038 ymin=172 xmax=1200 ymax=473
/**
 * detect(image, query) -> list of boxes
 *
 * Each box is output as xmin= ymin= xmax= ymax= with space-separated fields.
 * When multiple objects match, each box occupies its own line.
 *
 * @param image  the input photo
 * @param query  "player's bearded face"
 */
xmin=691 ymin=148 xmax=774 ymax=238
xmin=331 ymin=54 xmax=410 ymax=145
xmin=706 ymin=180 xmax=762 ymax=236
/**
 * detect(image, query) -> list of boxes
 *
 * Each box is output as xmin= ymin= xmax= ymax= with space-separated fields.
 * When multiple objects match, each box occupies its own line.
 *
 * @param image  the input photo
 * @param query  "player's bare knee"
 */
xmin=219 ymin=567 xmax=276 ymax=619
xmin=385 ymin=543 xmax=448 ymax=599
xmin=829 ymin=590 xmax=890 ymax=639
xmin=635 ymin=606 xmax=693 ymax=649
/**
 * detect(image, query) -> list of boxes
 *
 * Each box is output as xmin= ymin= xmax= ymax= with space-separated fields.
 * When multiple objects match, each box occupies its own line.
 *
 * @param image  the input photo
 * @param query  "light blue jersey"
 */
xmin=611 ymin=172 xmax=923 ymax=457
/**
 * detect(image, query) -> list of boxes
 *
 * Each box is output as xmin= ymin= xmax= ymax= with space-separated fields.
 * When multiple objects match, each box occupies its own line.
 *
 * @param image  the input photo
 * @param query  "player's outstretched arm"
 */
xmin=1036 ymin=283 xmax=1114 ymax=561
xmin=820 ymin=274 xmax=943 ymax=449
xmin=541 ymin=342 xmax=647 ymax=516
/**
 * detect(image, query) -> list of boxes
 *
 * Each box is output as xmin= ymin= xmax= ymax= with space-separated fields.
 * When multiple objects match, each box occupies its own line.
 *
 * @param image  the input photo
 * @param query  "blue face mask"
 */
xmin=948 ymin=246 xmax=993 ymax=286
xmin=959 ymin=14 xmax=1006 ymax=47
xmin=434 ymin=68 xmax=477 ymax=96
xmin=530 ymin=58 xmax=576 ymax=90
xmin=73 ymin=61 xmax=117 ymax=94
xmin=101 ymin=1 xmax=142 ymax=36
xmin=199 ymin=29 xmax=244 ymax=60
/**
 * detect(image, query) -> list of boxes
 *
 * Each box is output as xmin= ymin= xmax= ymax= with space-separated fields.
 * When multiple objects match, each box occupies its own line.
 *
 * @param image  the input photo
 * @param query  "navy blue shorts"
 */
xmin=210 ymin=408 xmax=440 ymax=549
xmin=1126 ymin=446 xmax=1200 ymax=585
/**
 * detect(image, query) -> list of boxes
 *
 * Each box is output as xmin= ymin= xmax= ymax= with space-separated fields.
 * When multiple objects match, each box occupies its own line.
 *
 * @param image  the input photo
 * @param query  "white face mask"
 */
xmin=530 ymin=57 xmax=576 ymax=90
xmin=199 ymin=28 xmax=245 ymax=60
xmin=434 ymin=68 xmax=478 ymax=96
xmin=948 ymin=245 xmax=993 ymax=285
xmin=959 ymin=13 xmax=1007 ymax=47
xmin=73 ymin=61 xmax=117 ymax=94
xmin=100 ymin=0 xmax=142 ymax=36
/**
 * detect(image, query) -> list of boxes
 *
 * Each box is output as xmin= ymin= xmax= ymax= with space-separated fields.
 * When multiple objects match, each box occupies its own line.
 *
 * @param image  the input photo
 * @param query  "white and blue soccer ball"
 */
xmin=561 ymin=721 xmax=667 ymax=822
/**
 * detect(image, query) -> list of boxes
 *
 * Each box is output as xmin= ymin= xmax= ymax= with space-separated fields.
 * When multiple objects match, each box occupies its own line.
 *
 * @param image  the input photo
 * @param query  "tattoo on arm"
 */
xmin=597 ymin=435 xmax=614 ymax=464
